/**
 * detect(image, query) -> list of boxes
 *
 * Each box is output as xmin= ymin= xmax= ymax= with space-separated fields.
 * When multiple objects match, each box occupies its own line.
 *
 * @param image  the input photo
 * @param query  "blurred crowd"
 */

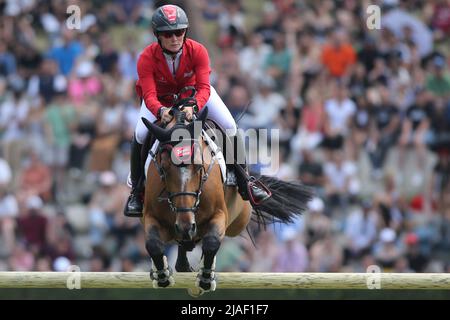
xmin=0 ymin=0 xmax=450 ymax=274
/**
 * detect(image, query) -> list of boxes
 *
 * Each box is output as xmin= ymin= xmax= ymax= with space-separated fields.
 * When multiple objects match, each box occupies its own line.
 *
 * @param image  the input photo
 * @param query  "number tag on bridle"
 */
xmin=170 ymin=143 xmax=196 ymax=166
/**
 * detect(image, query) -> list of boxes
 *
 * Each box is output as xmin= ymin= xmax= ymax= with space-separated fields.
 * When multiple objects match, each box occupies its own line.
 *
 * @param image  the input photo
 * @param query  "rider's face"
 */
xmin=158 ymin=29 xmax=186 ymax=53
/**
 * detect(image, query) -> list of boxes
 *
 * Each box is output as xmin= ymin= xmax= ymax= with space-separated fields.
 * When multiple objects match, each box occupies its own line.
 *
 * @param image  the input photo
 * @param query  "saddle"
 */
xmin=140 ymin=117 xmax=237 ymax=187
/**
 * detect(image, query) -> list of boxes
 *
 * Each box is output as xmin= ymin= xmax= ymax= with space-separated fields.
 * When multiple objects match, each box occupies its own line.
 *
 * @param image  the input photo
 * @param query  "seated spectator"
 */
xmin=240 ymin=77 xmax=286 ymax=130
xmin=320 ymin=29 xmax=356 ymax=80
xmin=16 ymin=195 xmax=48 ymax=255
xmin=344 ymin=200 xmax=378 ymax=260
xmin=247 ymin=230 xmax=278 ymax=272
xmin=426 ymin=56 xmax=450 ymax=98
xmin=365 ymin=86 xmax=401 ymax=175
xmin=0 ymin=42 xmax=17 ymax=76
xmin=89 ymin=171 xmax=128 ymax=229
xmin=8 ymin=242 xmax=35 ymax=271
xmin=322 ymin=83 xmax=356 ymax=151
xmin=264 ymin=33 xmax=292 ymax=90
xmin=47 ymin=28 xmax=83 ymax=76
xmin=398 ymin=89 xmax=433 ymax=177
xmin=272 ymin=228 xmax=309 ymax=272
xmin=290 ymin=89 xmax=325 ymax=154
xmin=18 ymin=151 xmax=52 ymax=202
xmin=0 ymin=183 xmax=18 ymax=253
xmin=298 ymin=149 xmax=325 ymax=190
xmin=374 ymin=173 xmax=404 ymax=230
xmin=94 ymin=34 xmax=118 ymax=74
xmin=68 ymin=60 xmax=102 ymax=105
xmin=323 ymin=150 xmax=359 ymax=210
xmin=309 ymin=232 xmax=344 ymax=272
xmin=88 ymin=94 xmax=123 ymax=172
xmin=404 ymin=232 xmax=429 ymax=272
xmin=0 ymin=89 xmax=29 ymax=178
xmin=373 ymin=228 xmax=403 ymax=271
xmin=238 ymin=33 xmax=271 ymax=84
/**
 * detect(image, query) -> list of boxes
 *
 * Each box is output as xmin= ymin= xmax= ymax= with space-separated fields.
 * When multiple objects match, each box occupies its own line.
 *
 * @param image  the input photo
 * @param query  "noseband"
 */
xmin=151 ymin=138 xmax=216 ymax=214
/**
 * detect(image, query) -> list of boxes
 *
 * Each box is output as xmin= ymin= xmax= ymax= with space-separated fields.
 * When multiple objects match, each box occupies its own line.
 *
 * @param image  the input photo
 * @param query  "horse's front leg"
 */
xmin=176 ymin=244 xmax=195 ymax=272
xmin=196 ymin=210 xmax=226 ymax=292
xmin=145 ymin=217 xmax=174 ymax=288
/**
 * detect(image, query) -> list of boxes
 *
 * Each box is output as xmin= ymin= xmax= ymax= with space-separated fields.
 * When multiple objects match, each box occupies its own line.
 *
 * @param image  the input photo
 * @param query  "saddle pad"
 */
xmin=144 ymin=130 xmax=227 ymax=183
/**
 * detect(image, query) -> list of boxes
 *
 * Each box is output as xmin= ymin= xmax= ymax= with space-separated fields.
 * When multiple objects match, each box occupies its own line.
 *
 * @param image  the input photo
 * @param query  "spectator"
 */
xmin=264 ymin=33 xmax=292 ymax=90
xmin=322 ymin=83 xmax=356 ymax=151
xmin=344 ymin=200 xmax=378 ymax=260
xmin=47 ymin=29 xmax=83 ymax=76
xmin=18 ymin=151 xmax=52 ymax=202
xmin=373 ymin=228 xmax=403 ymax=270
xmin=272 ymin=228 xmax=309 ymax=272
xmin=309 ymin=232 xmax=344 ymax=272
xmin=16 ymin=195 xmax=48 ymax=254
xmin=320 ymin=29 xmax=356 ymax=80
xmin=426 ymin=56 xmax=450 ymax=98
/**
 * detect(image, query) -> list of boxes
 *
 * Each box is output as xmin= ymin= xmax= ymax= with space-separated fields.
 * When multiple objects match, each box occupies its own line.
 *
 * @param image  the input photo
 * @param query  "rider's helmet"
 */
xmin=152 ymin=5 xmax=189 ymax=34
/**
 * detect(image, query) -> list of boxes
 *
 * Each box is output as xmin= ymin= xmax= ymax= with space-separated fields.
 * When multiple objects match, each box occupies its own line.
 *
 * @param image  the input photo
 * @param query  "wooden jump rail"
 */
xmin=0 ymin=272 xmax=450 ymax=289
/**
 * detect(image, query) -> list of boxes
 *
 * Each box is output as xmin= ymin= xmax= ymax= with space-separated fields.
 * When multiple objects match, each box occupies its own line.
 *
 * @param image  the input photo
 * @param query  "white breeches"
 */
xmin=135 ymin=85 xmax=237 ymax=144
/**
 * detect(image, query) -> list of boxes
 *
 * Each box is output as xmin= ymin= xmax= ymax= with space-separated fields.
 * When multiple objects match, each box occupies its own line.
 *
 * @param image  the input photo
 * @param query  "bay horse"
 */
xmin=140 ymin=102 xmax=312 ymax=293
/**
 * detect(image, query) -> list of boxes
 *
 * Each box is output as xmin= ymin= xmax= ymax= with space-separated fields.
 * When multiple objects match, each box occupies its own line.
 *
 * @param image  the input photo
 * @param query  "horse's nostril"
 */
xmin=191 ymin=223 xmax=196 ymax=233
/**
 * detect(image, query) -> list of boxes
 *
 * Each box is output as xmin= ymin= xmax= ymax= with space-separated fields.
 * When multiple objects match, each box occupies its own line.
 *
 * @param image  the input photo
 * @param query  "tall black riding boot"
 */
xmin=231 ymin=131 xmax=271 ymax=206
xmin=124 ymin=135 xmax=144 ymax=217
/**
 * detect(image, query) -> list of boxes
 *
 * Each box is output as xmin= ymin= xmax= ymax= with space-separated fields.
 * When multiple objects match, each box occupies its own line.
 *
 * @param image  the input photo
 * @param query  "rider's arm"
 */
xmin=193 ymin=44 xmax=211 ymax=110
xmin=136 ymin=50 xmax=165 ymax=117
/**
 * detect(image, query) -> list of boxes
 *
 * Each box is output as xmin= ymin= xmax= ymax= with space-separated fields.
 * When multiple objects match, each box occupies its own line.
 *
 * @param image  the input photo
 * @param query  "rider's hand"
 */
xmin=183 ymin=106 xmax=194 ymax=121
xmin=159 ymin=107 xmax=173 ymax=124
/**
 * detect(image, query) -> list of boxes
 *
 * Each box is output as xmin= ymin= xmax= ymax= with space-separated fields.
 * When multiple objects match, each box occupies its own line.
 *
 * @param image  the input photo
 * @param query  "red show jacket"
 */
xmin=135 ymin=38 xmax=211 ymax=117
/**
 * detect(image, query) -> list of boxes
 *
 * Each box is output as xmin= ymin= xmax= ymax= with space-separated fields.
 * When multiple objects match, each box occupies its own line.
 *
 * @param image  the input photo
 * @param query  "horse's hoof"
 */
xmin=195 ymin=271 xmax=217 ymax=292
xmin=187 ymin=287 xmax=204 ymax=298
xmin=150 ymin=268 xmax=175 ymax=288
xmin=152 ymin=276 xmax=174 ymax=288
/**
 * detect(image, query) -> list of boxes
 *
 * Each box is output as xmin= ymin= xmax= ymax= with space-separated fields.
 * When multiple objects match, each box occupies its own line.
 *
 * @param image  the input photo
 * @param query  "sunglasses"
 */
xmin=159 ymin=29 xmax=186 ymax=38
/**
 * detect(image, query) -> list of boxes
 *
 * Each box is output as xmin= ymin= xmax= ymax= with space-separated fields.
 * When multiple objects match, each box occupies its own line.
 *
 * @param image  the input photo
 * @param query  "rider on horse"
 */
xmin=124 ymin=4 xmax=271 ymax=217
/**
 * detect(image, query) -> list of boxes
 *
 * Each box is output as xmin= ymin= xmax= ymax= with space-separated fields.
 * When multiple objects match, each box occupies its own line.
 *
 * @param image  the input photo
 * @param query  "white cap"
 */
xmin=53 ymin=74 xmax=67 ymax=92
xmin=26 ymin=195 xmax=43 ymax=210
xmin=76 ymin=60 xmax=94 ymax=78
xmin=53 ymin=256 xmax=71 ymax=272
xmin=281 ymin=227 xmax=297 ymax=242
xmin=380 ymin=228 xmax=396 ymax=243
xmin=99 ymin=171 xmax=117 ymax=186
xmin=308 ymin=197 xmax=324 ymax=212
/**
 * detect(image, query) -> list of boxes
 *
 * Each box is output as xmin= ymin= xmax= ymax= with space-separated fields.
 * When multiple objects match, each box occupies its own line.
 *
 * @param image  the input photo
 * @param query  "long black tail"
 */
xmin=250 ymin=175 xmax=314 ymax=228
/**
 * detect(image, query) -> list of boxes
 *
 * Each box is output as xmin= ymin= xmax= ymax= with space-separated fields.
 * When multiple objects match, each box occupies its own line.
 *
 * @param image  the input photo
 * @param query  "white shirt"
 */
xmin=0 ymin=96 xmax=30 ymax=141
xmin=0 ymin=194 xmax=18 ymax=218
xmin=0 ymin=158 xmax=12 ymax=185
xmin=325 ymin=98 xmax=356 ymax=135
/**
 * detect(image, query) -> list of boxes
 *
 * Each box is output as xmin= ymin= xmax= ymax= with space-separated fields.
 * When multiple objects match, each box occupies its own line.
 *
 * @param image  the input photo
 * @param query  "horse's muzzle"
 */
xmin=175 ymin=222 xmax=197 ymax=240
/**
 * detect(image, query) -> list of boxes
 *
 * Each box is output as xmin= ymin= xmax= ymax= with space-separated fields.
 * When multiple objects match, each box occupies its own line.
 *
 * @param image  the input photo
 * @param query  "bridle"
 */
xmin=150 ymin=122 xmax=216 ymax=214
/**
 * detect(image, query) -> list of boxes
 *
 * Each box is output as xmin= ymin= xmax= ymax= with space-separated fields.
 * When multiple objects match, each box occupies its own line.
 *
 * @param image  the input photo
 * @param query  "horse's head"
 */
xmin=142 ymin=107 xmax=209 ymax=241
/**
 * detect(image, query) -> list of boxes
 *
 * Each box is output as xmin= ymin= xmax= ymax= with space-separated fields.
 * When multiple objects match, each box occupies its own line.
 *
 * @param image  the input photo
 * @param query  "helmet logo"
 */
xmin=162 ymin=5 xmax=177 ymax=24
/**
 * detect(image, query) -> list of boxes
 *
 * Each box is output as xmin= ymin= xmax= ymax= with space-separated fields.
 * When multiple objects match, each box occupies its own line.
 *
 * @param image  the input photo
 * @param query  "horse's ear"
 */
xmin=141 ymin=117 xmax=171 ymax=141
xmin=197 ymin=106 xmax=208 ymax=122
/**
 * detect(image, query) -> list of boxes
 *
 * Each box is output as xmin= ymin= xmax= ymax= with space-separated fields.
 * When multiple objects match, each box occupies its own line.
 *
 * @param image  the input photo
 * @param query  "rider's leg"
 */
xmin=124 ymin=101 xmax=157 ymax=217
xmin=205 ymin=86 xmax=271 ymax=206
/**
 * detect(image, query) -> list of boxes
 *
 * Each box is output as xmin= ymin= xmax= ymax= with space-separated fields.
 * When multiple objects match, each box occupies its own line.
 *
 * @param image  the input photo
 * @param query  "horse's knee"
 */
xmin=202 ymin=234 xmax=221 ymax=253
xmin=145 ymin=227 xmax=165 ymax=256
